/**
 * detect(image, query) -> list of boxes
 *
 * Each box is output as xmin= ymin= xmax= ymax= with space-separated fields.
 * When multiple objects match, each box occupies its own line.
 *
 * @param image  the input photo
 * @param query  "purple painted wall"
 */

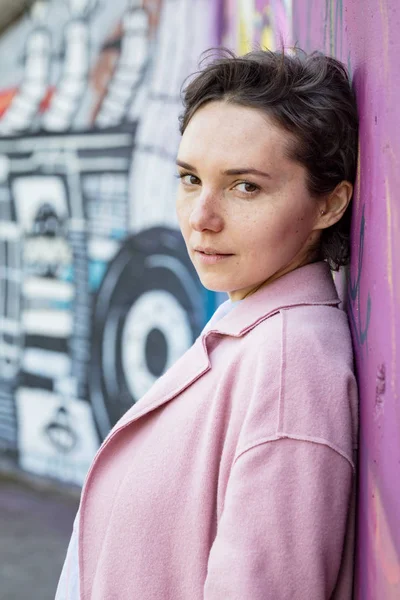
xmin=221 ymin=1 xmax=400 ymax=597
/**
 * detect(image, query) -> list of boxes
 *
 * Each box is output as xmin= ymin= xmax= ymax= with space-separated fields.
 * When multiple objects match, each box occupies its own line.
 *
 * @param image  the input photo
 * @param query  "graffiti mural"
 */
xmin=221 ymin=0 xmax=292 ymax=54
xmin=0 ymin=0 xmax=217 ymax=485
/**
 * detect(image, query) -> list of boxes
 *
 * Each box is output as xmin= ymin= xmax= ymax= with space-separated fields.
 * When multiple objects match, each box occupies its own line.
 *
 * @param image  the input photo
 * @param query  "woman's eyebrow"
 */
xmin=176 ymin=160 xmax=272 ymax=179
xmin=176 ymin=159 xmax=197 ymax=172
xmin=223 ymin=168 xmax=272 ymax=179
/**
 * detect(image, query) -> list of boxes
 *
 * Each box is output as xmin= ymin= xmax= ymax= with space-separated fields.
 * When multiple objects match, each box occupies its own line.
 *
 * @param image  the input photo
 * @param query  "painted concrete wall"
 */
xmin=221 ymin=1 xmax=400 ymax=598
xmin=0 ymin=0 xmax=218 ymax=485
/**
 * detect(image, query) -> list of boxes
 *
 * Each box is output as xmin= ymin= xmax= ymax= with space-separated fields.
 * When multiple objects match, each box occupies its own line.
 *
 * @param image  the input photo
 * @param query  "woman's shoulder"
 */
xmin=237 ymin=301 xmax=352 ymax=360
xmin=233 ymin=304 xmax=357 ymax=465
xmin=283 ymin=303 xmax=354 ymax=365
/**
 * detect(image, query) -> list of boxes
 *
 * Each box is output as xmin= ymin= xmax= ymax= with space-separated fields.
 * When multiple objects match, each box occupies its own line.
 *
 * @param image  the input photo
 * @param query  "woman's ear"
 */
xmin=316 ymin=181 xmax=353 ymax=230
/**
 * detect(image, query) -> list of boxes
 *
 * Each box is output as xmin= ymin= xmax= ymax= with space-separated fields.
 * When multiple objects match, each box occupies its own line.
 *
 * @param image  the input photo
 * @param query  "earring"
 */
xmin=320 ymin=209 xmax=325 ymax=215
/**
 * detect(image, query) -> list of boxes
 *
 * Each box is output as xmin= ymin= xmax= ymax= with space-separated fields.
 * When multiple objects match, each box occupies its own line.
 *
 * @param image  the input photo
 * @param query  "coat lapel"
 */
xmin=112 ymin=334 xmax=211 ymax=431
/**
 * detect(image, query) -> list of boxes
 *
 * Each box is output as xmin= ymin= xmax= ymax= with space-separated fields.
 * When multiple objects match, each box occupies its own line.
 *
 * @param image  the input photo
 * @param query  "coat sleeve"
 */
xmin=203 ymin=437 xmax=353 ymax=600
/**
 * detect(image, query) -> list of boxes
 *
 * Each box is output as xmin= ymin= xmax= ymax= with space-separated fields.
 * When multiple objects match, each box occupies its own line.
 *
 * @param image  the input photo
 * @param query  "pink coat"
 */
xmin=77 ymin=261 xmax=358 ymax=599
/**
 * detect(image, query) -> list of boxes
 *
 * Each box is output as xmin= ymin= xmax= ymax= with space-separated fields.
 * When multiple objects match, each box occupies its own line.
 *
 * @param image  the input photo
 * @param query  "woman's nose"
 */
xmin=189 ymin=192 xmax=223 ymax=233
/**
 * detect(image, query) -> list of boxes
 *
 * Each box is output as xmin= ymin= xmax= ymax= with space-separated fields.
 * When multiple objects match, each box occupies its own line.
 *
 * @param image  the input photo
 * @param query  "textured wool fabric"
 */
xmin=64 ymin=261 xmax=358 ymax=599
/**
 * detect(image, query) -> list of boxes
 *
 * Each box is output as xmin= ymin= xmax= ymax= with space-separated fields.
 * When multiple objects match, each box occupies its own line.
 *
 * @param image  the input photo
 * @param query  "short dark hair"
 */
xmin=179 ymin=48 xmax=359 ymax=271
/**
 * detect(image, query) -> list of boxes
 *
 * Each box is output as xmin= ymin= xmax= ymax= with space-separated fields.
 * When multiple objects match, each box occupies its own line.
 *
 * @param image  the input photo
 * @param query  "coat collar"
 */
xmin=109 ymin=261 xmax=339 ymax=434
xmin=204 ymin=260 xmax=340 ymax=338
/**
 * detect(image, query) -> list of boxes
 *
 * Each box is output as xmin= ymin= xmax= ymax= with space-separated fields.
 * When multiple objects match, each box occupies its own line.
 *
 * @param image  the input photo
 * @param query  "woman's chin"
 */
xmin=197 ymin=274 xmax=233 ymax=294
xmin=197 ymin=276 xmax=249 ymax=300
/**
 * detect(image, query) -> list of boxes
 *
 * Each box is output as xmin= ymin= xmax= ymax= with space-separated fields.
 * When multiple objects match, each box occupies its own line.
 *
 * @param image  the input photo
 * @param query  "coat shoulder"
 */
xmin=280 ymin=305 xmax=357 ymax=463
xmin=233 ymin=305 xmax=358 ymax=467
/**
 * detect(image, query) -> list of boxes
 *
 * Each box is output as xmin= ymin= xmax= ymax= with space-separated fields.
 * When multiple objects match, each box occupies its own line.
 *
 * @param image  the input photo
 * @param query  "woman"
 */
xmin=56 ymin=48 xmax=358 ymax=599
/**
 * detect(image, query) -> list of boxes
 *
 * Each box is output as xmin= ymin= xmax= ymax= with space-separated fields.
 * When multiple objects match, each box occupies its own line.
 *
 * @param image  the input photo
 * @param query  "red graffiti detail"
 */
xmin=0 ymin=88 xmax=17 ymax=117
xmin=39 ymin=87 xmax=56 ymax=112
xmin=0 ymin=86 xmax=55 ymax=118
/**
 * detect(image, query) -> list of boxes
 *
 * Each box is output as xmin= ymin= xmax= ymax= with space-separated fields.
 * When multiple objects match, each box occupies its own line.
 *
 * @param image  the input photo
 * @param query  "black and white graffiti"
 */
xmin=0 ymin=0 xmax=217 ymax=485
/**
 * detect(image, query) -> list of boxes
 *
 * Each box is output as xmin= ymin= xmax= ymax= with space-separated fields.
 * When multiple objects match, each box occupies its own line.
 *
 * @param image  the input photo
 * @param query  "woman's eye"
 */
xmin=180 ymin=173 xmax=200 ymax=186
xmin=235 ymin=181 xmax=259 ymax=194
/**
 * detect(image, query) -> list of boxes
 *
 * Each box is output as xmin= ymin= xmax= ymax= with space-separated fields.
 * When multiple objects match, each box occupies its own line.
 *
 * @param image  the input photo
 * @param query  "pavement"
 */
xmin=0 ymin=471 xmax=80 ymax=600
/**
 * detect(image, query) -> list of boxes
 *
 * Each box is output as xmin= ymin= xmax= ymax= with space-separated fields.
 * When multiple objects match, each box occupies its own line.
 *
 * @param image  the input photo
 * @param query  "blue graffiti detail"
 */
xmin=348 ymin=203 xmax=372 ymax=348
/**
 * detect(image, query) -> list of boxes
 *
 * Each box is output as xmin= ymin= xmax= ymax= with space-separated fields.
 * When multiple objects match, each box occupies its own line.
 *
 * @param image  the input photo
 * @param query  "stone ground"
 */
xmin=0 ymin=474 xmax=79 ymax=600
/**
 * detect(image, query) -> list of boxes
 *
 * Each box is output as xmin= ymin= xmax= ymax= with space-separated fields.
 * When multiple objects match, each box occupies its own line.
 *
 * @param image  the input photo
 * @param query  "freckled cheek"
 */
xmin=293 ymin=213 xmax=314 ymax=237
xmin=232 ymin=211 xmax=259 ymax=234
xmin=278 ymin=212 xmax=309 ymax=238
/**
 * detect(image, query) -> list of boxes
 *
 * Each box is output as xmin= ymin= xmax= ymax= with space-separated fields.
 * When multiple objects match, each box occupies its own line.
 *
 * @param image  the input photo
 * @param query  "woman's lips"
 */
xmin=194 ymin=249 xmax=234 ymax=265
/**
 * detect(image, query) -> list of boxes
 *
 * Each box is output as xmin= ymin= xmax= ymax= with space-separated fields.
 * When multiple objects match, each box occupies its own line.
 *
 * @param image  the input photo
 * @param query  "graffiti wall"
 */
xmin=0 ymin=0 xmax=218 ymax=485
xmin=221 ymin=0 xmax=292 ymax=53
xmin=221 ymin=0 xmax=400 ymax=598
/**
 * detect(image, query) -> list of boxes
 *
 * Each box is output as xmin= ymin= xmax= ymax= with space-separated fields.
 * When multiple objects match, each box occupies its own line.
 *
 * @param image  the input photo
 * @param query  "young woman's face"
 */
xmin=176 ymin=101 xmax=323 ymax=301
